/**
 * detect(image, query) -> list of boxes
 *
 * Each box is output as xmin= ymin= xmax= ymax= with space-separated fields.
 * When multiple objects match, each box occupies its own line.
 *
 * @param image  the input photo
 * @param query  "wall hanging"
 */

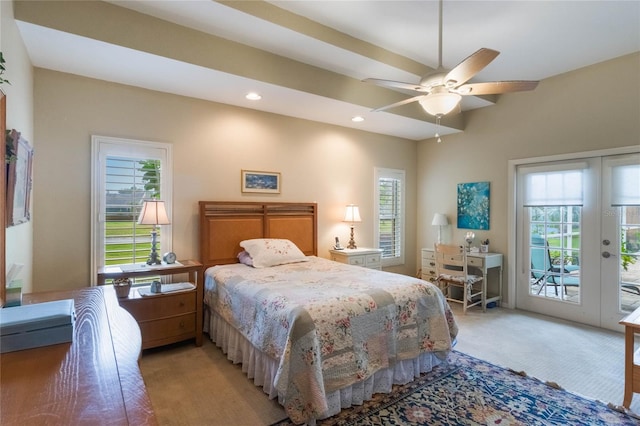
xmin=241 ymin=170 xmax=281 ymax=194
xmin=6 ymin=129 xmax=33 ymax=227
xmin=457 ymin=181 xmax=490 ymax=230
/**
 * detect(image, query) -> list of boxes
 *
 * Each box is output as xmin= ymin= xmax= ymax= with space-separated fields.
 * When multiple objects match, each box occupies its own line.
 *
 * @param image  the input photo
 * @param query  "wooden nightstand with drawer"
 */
xmin=329 ymin=248 xmax=383 ymax=270
xmin=97 ymin=259 xmax=203 ymax=350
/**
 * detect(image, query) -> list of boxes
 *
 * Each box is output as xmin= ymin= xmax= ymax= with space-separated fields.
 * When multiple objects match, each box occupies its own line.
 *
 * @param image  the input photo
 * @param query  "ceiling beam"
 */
xmin=14 ymin=0 xmax=465 ymax=130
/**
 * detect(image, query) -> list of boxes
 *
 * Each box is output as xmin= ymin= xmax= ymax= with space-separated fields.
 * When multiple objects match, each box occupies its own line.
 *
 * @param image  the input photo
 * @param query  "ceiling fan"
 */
xmin=363 ymin=0 xmax=539 ymax=118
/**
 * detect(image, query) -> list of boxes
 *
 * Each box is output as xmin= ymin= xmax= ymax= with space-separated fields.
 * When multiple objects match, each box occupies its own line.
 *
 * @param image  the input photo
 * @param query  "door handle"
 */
xmin=602 ymin=251 xmax=617 ymax=258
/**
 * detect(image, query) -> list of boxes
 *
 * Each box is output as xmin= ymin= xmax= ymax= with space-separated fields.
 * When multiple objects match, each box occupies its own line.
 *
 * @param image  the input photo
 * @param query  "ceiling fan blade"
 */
xmin=372 ymin=94 xmax=426 ymax=112
xmin=362 ymin=78 xmax=429 ymax=93
xmin=444 ymin=48 xmax=500 ymax=87
xmin=457 ymin=80 xmax=539 ymax=95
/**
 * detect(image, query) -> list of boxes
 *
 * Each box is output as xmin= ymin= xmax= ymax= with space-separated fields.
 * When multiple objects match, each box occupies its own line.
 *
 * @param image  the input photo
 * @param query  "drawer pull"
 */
xmin=179 ymin=301 xmax=185 ymax=307
xmin=179 ymin=321 xmax=185 ymax=328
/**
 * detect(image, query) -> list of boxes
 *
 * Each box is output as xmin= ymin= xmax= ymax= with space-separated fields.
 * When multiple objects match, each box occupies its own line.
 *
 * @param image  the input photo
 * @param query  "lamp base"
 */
xmin=146 ymin=252 xmax=162 ymax=265
xmin=146 ymin=228 xmax=162 ymax=265
xmin=347 ymin=225 xmax=357 ymax=249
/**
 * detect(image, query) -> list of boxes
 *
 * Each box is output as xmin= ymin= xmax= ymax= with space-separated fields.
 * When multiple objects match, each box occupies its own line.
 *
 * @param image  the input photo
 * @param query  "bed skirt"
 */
xmin=205 ymin=307 xmax=446 ymax=424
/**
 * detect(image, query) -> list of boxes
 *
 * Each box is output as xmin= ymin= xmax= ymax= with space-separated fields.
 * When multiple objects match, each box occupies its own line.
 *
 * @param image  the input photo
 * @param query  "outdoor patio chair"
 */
xmin=530 ymin=235 xmax=579 ymax=295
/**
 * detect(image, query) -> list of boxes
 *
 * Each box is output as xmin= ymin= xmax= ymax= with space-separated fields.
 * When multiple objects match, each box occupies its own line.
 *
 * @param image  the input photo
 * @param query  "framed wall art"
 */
xmin=6 ymin=129 xmax=34 ymax=227
xmin=457 ymin=181 xmax=490 ymax=230
xmin=241 ymin=170 xmax=281 ymax=194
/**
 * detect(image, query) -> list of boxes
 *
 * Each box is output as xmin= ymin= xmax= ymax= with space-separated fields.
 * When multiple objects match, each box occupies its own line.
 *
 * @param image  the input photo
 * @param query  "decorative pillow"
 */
xmin=237 ymin=250 xmax=254 ymax=266
xmin=239 ymin=238 xmax=308 ymax=268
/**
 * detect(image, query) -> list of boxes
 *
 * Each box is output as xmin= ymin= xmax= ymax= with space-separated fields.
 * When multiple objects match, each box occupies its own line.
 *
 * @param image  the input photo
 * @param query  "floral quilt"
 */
xmin=205 ymin=256 xmax=458 ymax=424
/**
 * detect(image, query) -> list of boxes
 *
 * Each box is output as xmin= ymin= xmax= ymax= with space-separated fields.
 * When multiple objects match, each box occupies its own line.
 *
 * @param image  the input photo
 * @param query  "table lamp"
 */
xmin=343 ymin=204 xmax=362 ymax=249
xmin=137 ymin=200 xmax=171 ymax=265
xmin=431 ymin=213 xmax=448 ymax=244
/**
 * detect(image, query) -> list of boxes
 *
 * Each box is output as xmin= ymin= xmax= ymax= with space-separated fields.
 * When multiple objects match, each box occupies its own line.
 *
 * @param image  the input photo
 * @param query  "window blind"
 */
xmin=375 ymin=168 xmax=405 ymax=266
xmin=607 ymin=154 xmax=640 ymax=206
xmin=520 ymin=162 xmax=587 ymax=207
xmin=379 ymin=177 xmax=402 ymax=258
xmin=105 ymin=157 xmax=160 ymax=265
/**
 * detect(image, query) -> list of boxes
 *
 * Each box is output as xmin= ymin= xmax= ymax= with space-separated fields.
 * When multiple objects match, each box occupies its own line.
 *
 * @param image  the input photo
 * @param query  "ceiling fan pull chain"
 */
xmin=435 ymin=115 xmax=443 ymax=143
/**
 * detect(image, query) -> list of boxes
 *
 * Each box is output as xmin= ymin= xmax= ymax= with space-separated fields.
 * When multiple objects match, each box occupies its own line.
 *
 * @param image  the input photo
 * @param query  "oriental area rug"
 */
xmin=272 ymin=351 xmax=639 ymax=426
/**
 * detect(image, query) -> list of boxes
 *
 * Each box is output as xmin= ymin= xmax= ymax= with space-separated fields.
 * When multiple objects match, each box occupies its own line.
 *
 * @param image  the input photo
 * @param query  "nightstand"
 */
xmin=97 ymin=259 xmax=203 ymax=350
xmin=329 ymin=248 xmax=383 ymax=270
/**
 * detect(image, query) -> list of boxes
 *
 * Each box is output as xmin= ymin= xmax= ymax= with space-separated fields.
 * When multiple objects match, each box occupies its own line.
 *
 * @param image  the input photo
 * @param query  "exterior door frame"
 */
xmin=506 ymin=146 xmax=639 ymax=312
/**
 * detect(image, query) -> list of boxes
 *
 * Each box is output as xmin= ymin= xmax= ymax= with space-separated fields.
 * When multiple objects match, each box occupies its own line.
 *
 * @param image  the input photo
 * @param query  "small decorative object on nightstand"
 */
xmin=113 ymin=277 xmax=131 ymax=298
xmin=163 ymin=251 xmax=177 ymax=264
xmin=329 ymin=248 xmax=383 ymax=270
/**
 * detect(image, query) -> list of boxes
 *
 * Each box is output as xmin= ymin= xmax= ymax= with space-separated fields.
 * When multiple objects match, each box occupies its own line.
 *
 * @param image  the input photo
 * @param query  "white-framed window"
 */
xmin=374 ymin=167 xmax=405 ymax=267
xmin=91 ymin=136 xmax=173 ymax=283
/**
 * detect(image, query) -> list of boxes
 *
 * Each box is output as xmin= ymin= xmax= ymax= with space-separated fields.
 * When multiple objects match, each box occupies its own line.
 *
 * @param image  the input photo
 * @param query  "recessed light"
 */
xmin=245 ymin=92 xmax=262 ymax=100
xmin=351 ymin=116 xmax=365 ymax=122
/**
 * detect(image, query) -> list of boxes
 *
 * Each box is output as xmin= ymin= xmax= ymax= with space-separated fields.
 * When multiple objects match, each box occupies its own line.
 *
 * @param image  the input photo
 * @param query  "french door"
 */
xmin=515 ymin=152 xmax=639 ymax=331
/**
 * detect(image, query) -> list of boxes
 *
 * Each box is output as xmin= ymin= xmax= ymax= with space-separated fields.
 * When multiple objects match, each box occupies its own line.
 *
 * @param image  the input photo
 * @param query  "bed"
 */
xmin=199 ymin=201 xmax=458 ymax=425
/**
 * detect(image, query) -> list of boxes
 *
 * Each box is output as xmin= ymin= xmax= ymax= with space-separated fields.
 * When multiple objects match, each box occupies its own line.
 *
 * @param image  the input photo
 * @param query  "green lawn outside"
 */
xmin=105 ymin=221 xmax=156 ymax=265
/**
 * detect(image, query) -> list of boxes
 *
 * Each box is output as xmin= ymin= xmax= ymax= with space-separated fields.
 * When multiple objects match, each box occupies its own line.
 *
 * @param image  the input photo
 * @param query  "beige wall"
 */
xmin=417 ymin=52 xmax=640 ymax=304
xmin=6 ymin=9 xmax=639 ymax=297
xmin=2 ymin=0 xmax=34 ymax=293
xmin=32 ymin=69 xmax=418 ymax=291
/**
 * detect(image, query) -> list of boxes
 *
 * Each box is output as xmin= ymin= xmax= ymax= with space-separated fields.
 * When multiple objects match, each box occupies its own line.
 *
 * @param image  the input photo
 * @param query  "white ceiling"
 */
xmin=16 ymin=0 xmax=640 ymax=140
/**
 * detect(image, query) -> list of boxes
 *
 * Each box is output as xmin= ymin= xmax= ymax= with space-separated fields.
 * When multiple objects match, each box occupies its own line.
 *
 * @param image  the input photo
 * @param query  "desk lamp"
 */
xmin=137 ymin=200 xmax=170 ymax=265
xmin=431 ymin=213 xmax=449 ymax=244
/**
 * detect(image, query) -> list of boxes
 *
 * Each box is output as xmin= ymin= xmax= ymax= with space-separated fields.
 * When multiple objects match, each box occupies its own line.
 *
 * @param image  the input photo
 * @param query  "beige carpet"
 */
xmin=140 ymin=305 xmax=640 ymax=425
xmin=139 ymin=339 xmax=287 ymax=425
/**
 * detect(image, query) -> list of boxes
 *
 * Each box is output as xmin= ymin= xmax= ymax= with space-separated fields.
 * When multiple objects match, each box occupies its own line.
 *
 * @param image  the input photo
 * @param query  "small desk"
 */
xmin=421 ymin=248 xmax=503 ymax=309
xmin=619 ymin=306 xmax=640 ymax=408
xmin=468 ymin=252 xmax=503 ymax=307
xmin=0 ymin=287 xmax=157 ymax=425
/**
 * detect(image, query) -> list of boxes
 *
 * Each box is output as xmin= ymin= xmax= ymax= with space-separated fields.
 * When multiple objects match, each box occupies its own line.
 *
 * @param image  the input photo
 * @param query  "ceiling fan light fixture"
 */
xmin=418 ymin=91 xmax=461 ymax=116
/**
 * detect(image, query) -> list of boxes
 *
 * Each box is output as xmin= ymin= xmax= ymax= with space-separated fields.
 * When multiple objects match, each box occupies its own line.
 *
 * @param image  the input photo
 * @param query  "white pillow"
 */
xmin=239 ymin=238 xmax=308 ymax=268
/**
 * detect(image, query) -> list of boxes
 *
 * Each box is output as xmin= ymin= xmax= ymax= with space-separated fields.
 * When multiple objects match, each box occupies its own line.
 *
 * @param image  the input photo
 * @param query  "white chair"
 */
xmin=434 ymin=243 xmax=485 ymax=314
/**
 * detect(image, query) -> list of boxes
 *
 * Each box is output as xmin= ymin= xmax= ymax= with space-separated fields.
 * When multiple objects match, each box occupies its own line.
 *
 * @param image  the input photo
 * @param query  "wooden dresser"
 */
xmin=0 ymin=286 xmax=157 ymax=425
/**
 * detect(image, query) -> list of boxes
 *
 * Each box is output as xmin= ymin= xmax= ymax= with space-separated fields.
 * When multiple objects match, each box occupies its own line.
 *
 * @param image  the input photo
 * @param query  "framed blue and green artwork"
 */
xmin=457 ymin=181 xmax=490 ymax=230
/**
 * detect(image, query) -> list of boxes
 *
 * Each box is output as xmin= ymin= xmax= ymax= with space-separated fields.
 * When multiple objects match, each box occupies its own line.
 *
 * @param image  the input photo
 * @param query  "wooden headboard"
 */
xmin=199 ymin=201 xmax=318 ymax=269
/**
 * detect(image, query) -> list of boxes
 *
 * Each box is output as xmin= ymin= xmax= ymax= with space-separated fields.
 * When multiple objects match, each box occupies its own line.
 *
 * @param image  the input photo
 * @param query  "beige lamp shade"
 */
xmin=343 ymin=204 xmax=362 ymax=223
xmin=137 ymin=200 xmax=171 ymax=225
xmin=343 ymin=204 xmax=361 ymax=249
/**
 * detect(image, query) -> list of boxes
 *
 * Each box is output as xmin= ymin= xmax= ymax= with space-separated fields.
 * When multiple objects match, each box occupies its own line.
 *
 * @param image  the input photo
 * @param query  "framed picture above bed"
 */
xmin=6 ymin=129 xmax=34 ymax=227
xmin=241 ymin=170 xmax=281 ymax=194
